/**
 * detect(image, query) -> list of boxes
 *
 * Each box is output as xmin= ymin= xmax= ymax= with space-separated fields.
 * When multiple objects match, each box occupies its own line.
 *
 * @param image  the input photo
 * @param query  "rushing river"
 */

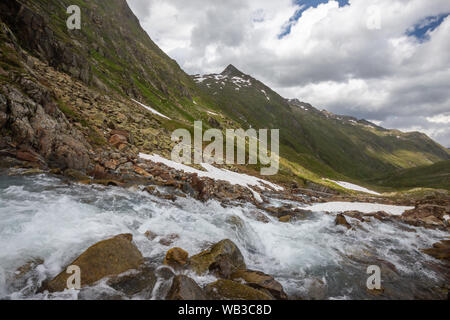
xmin=0 ymin=172 xmax=448 ymax=300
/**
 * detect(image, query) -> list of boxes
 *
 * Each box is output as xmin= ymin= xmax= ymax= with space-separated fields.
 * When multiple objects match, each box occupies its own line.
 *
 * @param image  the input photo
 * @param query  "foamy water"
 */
xmin=0 ymin=173 xmax=447 ymax=300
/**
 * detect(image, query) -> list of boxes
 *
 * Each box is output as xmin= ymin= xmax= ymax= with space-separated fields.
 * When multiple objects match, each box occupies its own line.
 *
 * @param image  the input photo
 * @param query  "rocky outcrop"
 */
xmin=1 ymin=81 xmax=92 ymax=171
xmin=189 ymin=239 xmax=246 ymax=278
xmin=46 ymin=234 xmax=143 ymax=292
xmin=401 ymin=203 xmax=449 ymax=230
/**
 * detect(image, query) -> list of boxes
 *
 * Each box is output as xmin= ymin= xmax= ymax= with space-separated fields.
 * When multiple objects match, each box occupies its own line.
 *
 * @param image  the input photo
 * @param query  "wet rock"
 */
xmin=230 ymin=269 xmax=288 ymax=300
xmin=189 ymin=239 xmax=246 ymax=279
xmin=46 ymin=234 xmax=143 ymax=292
xmin=144 ymin=186 xmax=156 ymax=195
xmin=159 ymin=234 xmax=179 ymax=246
xmin=107 ymin=263 xmax=157 ymax=298
xmin=422 ymin=240 xmax=450 ymax=262
xmin=279 ymin=215 xmax=291 ymax=223
xmin=226 ymin=215 xmax=245 ymax=230
xmin=151 ymin=266 xmax=176 ymax=299
xmin=144 ymin=230 xmax=158 ymax=241
xmin=304 ymin=277 xmax=328 ymax=300
xmin=205 ymin=279 xmax=274 ymax=300
xmin=64 ymin=168 xmax=89 ymax=181
xmin=245 ymin=210 xmax=270 ymax=223
xmin=166 ymin=275 xmax=208 ymax=300
xmin=335 ymin=214 xmax=352 ymax=229
xmin=164 ymin=247 xmax=189 ymax=269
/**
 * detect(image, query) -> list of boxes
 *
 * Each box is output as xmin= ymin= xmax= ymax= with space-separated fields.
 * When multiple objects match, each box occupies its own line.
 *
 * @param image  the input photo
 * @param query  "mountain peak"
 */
xmin=221 ymin=64 xmax=245 ymax=77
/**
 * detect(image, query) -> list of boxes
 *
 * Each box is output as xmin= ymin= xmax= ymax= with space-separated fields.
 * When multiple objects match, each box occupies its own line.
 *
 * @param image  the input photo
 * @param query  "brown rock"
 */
xmin=164 ymin=247 xmax=189 ymax=269
xmin=104 ymin=160 xmax=118 ymax=170
xmin=159 ymin=234 xmax=179 ymax=246
xmin=134 ymin=166 xmax=151 ymax=177
xmin=335 ymin=214 xmax=352 ymax=229
xmin=64 ymin=168 xmax=89 ymax=181
xmin=205 ymin=279 xmax=274 ymax=300
xmin=144 ymin=230 xmax=158 ymax=240
xmin=46 ymin=234 xmax=143 ymax=292
xmin=109 ymin=134 xmax=127 ymax=147
xmin=107 ymin=264 xmax=156 ymax=298
xmin=16 ymin=150 xmax=40 ymax=162
xmin=189 ymin=239 xmax=246 ymax=278
xmin=230 ymin=269 xmax=288 ymax=300
xmin=166 ymin=275 xmax=208 ymax=300
xmin=279 ymin=215 xmax=291 ymax=223
xmin=422 ymin=240 xmax=450 ymax=262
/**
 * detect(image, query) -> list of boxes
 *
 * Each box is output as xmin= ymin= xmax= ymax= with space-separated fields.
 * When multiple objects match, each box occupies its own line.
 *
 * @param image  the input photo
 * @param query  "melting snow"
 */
xmin=131 ymin=99 xmax=171 ymax=120
xmin=139 ymin=153 xmax=283 ymax=202
xmin=327 ymin=179 xmax=380 ymax=195
xmin=302 ymin=202 xmax=414 ymax=216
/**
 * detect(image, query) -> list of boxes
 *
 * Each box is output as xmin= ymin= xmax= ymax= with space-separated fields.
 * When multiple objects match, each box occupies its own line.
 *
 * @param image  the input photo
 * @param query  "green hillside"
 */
xmin=193 ymin=65 xmax=450 ymax=180
xmin=368 ymin=160 xmax=450 ymax=190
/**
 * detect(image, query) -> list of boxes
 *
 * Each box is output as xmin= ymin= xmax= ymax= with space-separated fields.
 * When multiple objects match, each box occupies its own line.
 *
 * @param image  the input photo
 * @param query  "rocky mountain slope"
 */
xmin=193 ymin=65 xmax=450 ymax=181
xmin=0 ymin=0 xmax=448 ymax=193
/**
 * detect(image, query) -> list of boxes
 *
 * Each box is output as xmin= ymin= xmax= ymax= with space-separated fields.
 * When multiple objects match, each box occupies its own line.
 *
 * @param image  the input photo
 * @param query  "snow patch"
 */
xmin=139 ymin=153 xmax=283 ymax=202
xmin=327 ymin=179 xmax=380 ymax=195
xmin=303 ymin=202 xmax=414 ymax=216
xmin=131 ymin=99 xmax=171 ymax=120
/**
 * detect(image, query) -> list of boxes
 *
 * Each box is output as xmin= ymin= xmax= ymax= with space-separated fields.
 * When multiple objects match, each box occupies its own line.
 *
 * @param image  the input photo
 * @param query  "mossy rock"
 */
xmin=230 ymin=269 xmax=288 ymax=300
xmin=46 ymin=234 xmax=143 ymax=292
xmin=205 ymin=279 xmax=274 ymax=300
xmin=164 ymin=247 xmax=189 ymax=269
xmin=166 ymin=275 xmax=207 ymax=300
xmin=189 ymin=239 xmax=246 ymax=278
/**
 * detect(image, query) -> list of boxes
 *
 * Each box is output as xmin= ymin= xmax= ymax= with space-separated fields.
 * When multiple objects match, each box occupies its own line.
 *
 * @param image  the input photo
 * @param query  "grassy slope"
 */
xmin=193 ymin=66 xmax=450 ymax=182
xmin=368 ymin=160 xmax=450 ymax=190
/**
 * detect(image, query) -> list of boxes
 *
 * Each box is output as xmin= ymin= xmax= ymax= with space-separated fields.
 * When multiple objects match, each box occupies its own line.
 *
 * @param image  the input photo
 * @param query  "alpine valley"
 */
xmin=0 ymin=0 xmax=449 ymax=301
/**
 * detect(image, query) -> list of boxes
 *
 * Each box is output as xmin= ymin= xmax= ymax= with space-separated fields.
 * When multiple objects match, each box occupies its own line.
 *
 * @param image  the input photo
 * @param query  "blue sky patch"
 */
xmin=406 ymin=13 xmax=449 ymax=42
xmin=278 ymin=0 xmax=349 ymax=38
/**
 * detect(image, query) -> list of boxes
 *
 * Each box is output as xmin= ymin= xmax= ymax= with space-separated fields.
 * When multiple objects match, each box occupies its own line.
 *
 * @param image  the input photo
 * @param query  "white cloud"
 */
xmin=127 ymin=0 xmax=450 ymax=147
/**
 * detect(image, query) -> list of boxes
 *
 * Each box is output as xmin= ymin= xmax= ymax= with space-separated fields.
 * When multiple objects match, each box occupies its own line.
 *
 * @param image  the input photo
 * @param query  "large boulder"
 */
xmin=46 ymin=234 xmax=143 ymax=292
xmin=422 ymin=240 xmax=450 ymax=262
xmin=230 ymin=269 xmax=288 ymax=300
xmin=205 ymin=279 xmax=274 ymax=300
xmin=189 ymin=239 xmax=246 ymax=278
xmin=166 ymin=275 xmax=208 ymax=300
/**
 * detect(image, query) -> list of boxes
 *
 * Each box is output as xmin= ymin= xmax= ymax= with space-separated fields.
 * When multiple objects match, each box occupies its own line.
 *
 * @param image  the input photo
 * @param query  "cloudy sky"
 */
xmin=127 ymin=0 xmax=450 ymax=147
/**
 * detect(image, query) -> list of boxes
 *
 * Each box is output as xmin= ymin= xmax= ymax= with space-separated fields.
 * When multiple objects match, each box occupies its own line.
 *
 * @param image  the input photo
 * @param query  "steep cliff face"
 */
xmin=0 ymin=0 xmax=216 ymax=173
xmin=0 ymin=0 xmax=206 ymax=119
xmin=0 ymin=18 xmax=92 ymax=171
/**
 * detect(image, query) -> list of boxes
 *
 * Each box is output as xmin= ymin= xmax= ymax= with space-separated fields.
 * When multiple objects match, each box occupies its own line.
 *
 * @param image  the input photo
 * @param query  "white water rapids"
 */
xmin=0 ymin=172 xmax=448 ymax=300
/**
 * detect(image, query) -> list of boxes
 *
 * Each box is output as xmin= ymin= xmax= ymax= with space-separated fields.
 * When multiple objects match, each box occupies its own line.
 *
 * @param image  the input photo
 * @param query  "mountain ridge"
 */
xmin=192 ymin=64 xmax=450 ymax=180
